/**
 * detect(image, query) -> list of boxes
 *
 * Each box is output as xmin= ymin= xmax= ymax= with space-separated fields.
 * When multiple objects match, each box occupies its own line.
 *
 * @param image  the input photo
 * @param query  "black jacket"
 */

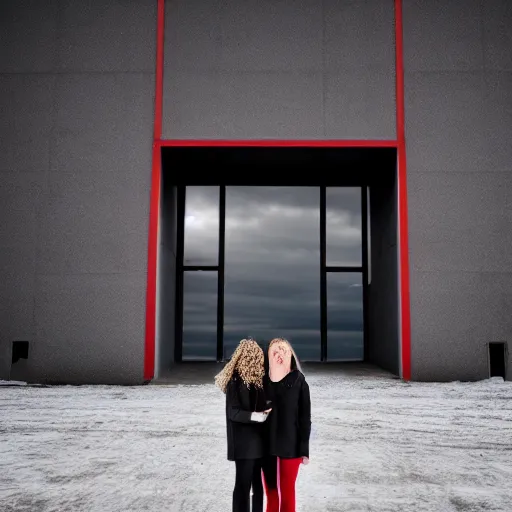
xmin=225 ymin=373 xmax=268 ymax=461
xmin=264 ymin=369 xmax=311 ymax=459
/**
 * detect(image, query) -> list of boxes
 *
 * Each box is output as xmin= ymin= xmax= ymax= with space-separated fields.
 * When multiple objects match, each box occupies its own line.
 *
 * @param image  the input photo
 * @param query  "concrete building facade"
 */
xmin=1 ymin=0 xmax=510 ymax=384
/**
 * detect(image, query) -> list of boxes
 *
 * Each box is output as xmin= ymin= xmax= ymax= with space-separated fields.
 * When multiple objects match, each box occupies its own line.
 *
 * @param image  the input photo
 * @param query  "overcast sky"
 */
xmin=182 ymin=186 xmax=364 ymax=362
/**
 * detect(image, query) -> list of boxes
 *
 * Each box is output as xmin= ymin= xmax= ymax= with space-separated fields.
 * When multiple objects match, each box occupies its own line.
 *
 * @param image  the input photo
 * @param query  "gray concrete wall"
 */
xmin=368 ymin=176 xmax=399 ymax=375
xmin=0 ymin=0 xmax=156 ymax=384
xmin=162 ymin=0 xmax=396 ymax=140
xmin=404 ymin=0 xmax=512 ymax=381
xmin=3 ymin=0 xmax=511 ymax=383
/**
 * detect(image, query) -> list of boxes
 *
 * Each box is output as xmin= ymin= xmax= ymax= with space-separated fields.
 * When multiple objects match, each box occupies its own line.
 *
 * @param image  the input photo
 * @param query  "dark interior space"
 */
xmin=489 ymin=342 xmax=507 ymax=379
xmin=156 ymin=146 xmax=400 ymax=378
xmin=9 ymin=340 xmax=30 ymax=382
xmin=161 ymin=146 xmax=397 ymax=186
xmin=156 ymin=170 xmax=178 ymax=379
xmin=11 ymin=341 xmax=29 ymax=364
xmin=368 ymin=169 xmax=400 ymax=375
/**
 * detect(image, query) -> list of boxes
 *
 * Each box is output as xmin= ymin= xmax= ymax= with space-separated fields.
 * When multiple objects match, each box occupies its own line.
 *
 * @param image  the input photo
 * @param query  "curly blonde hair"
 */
xmin=215 ymin=339 xmax=264 ymax=393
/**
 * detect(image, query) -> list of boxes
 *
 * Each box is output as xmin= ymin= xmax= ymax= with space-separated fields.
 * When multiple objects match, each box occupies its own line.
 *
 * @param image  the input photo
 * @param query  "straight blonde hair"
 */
xmin=268 ymin=338 xmax=303 ymax=374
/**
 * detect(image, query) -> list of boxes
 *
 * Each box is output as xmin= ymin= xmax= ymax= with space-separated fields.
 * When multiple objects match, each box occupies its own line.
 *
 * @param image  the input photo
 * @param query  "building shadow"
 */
xmin=151 ymin=361 xmax=397 ymax=385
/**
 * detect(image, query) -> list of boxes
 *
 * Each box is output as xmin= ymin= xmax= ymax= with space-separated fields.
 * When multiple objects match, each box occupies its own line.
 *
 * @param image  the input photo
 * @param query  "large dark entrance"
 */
xmin=156 ymin=146 xmax=400 ymax=373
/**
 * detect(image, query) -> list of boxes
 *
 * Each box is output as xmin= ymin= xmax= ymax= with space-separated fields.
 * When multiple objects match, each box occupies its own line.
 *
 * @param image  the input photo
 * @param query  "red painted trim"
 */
xmin=398 ymin=145 xmax=411 ymax=381
xmin=144 ymin=0 xmax=165 ymax=381
xmin=144 ymin=144 xmax=161 ymax=381
xmin=395 ymin=0 xmax=412 ymax=381
xmin=157 ymin=139 xmax=399 ymax=148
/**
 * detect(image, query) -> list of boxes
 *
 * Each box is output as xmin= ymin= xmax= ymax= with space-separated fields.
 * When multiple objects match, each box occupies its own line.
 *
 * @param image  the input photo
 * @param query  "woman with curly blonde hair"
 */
xmin=215 ymin=339 xmax=271 ymax=512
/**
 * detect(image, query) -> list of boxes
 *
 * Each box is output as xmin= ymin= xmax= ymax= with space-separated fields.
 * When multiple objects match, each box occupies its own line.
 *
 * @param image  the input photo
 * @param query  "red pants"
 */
xmin=262 ymin=456 xmax=302 ymax=512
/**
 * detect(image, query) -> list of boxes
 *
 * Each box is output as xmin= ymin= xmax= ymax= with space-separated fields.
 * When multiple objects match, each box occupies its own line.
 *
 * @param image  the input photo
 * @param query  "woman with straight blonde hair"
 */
xmin=262 ymin=338 xmax=311 ymax=512
xmin=215 ymin=338 xmax=272 ymax=512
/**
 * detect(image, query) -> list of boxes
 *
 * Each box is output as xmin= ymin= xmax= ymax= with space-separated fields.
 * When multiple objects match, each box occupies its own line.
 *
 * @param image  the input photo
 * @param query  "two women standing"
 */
xmin=215 ymin=337 xmax=311 ymax=512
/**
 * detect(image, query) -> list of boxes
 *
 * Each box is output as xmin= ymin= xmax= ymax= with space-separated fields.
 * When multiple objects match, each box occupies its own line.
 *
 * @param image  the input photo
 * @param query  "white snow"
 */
xmin=1 ymin=373 xmax=512 ymax=511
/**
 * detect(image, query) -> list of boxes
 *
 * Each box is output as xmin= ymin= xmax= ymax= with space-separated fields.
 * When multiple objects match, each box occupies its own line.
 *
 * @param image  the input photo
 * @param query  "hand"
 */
xmin=263 ymin=408 xmax=272 ymax=414
xmin=301 ymin=457 xmax=309 ymax=465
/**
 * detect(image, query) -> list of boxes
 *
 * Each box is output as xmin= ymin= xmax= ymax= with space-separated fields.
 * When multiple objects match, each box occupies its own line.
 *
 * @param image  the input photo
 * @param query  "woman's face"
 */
xmin=269 ymin=342 xmax=292 ymax=369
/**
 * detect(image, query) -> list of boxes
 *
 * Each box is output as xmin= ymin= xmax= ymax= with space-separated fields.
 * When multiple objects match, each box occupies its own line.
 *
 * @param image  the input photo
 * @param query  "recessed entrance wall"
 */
xmin=156 ymin=146 xmax=400 ymax=375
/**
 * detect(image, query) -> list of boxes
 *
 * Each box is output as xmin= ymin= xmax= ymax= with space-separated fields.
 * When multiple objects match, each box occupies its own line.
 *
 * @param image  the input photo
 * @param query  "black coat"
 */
xmin=225 ymin=373 xmax=268 ymax=461
xmin=264 ymin=369 xmax=311 ymax=459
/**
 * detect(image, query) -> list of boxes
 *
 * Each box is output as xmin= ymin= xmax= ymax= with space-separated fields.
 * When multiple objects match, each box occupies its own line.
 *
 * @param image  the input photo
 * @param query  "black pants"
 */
xmin=233 ymin=458 xmax=263 ymax=512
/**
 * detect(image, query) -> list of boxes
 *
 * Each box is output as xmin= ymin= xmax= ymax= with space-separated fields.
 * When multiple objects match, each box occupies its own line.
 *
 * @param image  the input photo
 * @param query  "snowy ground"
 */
xmin=1 ymin=372 xmax=512 ymax=512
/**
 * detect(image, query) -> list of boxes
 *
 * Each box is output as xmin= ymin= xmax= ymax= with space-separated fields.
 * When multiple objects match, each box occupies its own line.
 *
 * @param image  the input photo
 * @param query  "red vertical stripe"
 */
xmin=144 ymin=144 xmax=161 ymax=381
xmin=395 ymin=0 xmax=412 ymax=381
xmin=144 ymin=0 xmax=165 ymax=381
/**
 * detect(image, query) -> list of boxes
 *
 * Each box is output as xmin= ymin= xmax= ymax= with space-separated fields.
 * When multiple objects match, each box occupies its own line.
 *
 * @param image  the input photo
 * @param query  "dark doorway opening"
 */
xmin=12 ymin=340 xmax=29 ymax=364
xmin=156 ymin=146 xmax=400 ymax=376
xmin=489 ymin=342 xmax=507 ymax=379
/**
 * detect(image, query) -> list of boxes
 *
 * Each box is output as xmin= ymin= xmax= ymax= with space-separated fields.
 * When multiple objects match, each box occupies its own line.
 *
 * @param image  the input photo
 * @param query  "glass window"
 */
xmin=223 ymin=187 xmax=320 ymax=361
xmin=326 ymin=187 xmax=362 ymax=267
xmin=183 ymin=186 xmax=219 ymax=266
xmin=182 ymin=271 xmax=218 ymax=360
xmin=327 ymin=272 xmax=364 ymax=361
